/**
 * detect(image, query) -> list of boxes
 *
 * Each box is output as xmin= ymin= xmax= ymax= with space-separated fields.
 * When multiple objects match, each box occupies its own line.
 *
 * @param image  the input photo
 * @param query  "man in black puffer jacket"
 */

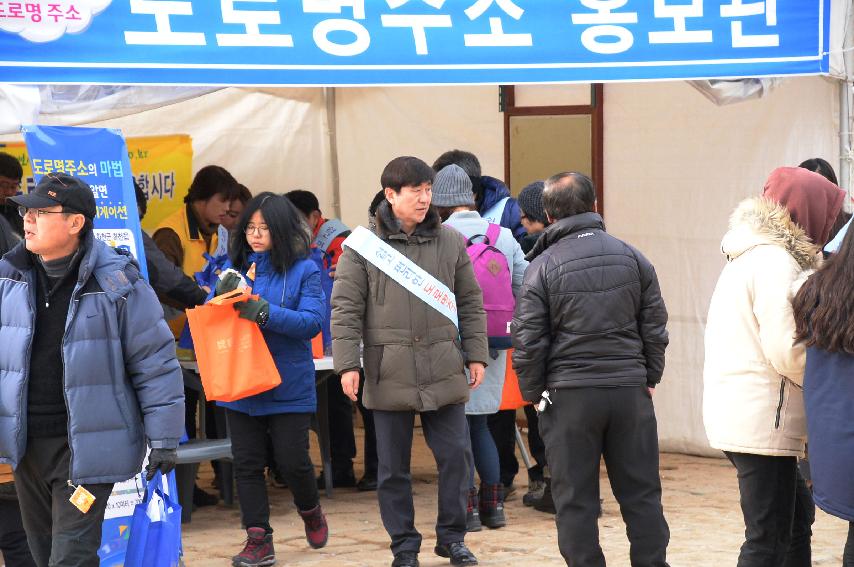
xmin=512 ymin=172 xmax=670 ymax=567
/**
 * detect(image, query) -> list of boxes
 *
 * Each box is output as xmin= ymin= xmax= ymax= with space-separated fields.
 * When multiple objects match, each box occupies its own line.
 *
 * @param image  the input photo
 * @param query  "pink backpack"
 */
xmin=464 ymin=223 xmax=515 ymax=349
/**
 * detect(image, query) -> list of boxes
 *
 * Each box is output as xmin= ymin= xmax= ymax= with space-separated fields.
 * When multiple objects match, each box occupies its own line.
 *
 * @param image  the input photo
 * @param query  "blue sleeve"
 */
xmin=120 ymin=276 xmax=185 ymax=449
xmin=263 ymin=262 xmax=325 ymax=340
xmin=502 ymin=198 xmax=526 ymax=242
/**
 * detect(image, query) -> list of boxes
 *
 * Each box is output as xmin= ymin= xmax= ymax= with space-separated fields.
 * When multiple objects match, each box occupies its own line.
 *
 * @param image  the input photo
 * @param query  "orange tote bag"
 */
xmin=186 ymin=289 xmax=281 ymax=402
xmin=499 ymin=348 xmax=530 ymax=411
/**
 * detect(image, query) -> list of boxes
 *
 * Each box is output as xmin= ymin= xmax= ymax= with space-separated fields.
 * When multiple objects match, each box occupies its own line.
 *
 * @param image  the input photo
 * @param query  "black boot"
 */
xmin=478 ymin=483 xmax=506 ymax=529
xmin=532 ymin=477 xmax=556 ymax=514
xmin=466 ymin=487 xmax=481 ymax=532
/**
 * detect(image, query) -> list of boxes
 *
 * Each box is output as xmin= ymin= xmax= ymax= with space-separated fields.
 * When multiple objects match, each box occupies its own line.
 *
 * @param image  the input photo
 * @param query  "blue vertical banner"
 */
xmin=22 ymin=125 xmax=148 ymax=280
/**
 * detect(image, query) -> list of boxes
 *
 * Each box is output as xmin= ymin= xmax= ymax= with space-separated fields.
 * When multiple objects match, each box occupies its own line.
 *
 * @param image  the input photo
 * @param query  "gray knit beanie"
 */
xmin=517 ymin=181 xmax=547 ymax=224
xmin=432 ymin=164 xmax=475 ymax=208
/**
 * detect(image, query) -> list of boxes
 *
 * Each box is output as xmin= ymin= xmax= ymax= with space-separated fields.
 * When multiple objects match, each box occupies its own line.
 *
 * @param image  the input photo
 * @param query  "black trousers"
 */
xmin=325 ymin=370 xmax=378 ymax=476
xmin=539 ymin=387 xmax=670 ymax=567
xmin=0 ymin=498 xmax=36 ymax=567
xmin=227 ymin=410 xmax=319 ymax=533
xmin=487 ymin=409 xmax=519 ymax=487
xmin=524 ymin=404 xmax=548 ymax=481
xmin=13 ymin=436 xmax=114 ymax=567
xmin=374 ymin=403 xmax=471 ymax=555
xmin=724 ymin=452 xmax=815 ymax=567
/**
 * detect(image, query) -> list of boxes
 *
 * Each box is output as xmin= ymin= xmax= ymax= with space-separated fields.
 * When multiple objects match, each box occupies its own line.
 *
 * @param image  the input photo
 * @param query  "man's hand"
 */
xmin=341 ymin=370 xmax=360 ymax=401
xmin=145 ymin=448 xmax=178 ymax=481
xmin=468 ymin=362 xmax=485 ymax=390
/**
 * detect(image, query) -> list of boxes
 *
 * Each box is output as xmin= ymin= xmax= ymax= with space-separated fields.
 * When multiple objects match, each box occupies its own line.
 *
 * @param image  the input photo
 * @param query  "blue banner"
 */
xmin=22 ymin=125 xmax=149 ymax=279
xmin=0 ymin=1 xmax=829 ymax=86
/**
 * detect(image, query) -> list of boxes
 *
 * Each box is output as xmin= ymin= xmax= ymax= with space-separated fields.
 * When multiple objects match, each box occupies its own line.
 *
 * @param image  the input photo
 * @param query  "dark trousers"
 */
xmin=227 ymin=410 xmax=319 ymax=533
xmin=13 ymin=436 xmax=114 ymax=567
xmin=724 ymin=452 xmax=815 ymax=567
xmin=845 ymin=522 xmax=854 ymax=567
xmin=524 ymin=404 xmax=548 ymax=481
xmin=325 ymin=371 xmax=378 ymax=477
xmin=539 ymin=387 xmax=669 ymax=567
xmin=374 ymin=403 xmax=471 ymax=555
xmin=487 ymin=409 xmax=518 ymax=487
xmin=0 ymin=499 xmax=36 ymax=567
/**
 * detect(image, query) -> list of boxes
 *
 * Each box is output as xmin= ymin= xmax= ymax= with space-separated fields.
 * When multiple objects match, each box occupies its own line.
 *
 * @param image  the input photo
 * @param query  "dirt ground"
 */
xmin=182 ymin=427 xmax=850 ymax=566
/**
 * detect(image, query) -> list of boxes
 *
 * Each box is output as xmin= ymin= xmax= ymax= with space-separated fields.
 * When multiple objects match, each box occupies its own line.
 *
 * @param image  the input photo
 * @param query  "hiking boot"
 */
xmin=466 ymin=487 xmax=481 ymax=532
xmin=532 ymin=478 xmax=556 ymax=514
xmin=391 ymin=551 xmax=420 ymax=567
xmin=232 ymin=527 xmax=275 ymax=567
xmin=298 ymin=504 xmax=329 ymax=549
xmin=434 ymin=542 xmax=478 ymax=565
xmin=522 ymin=479 xmax=545 ymax=507
xmin=478 ymin=483 xmax=506 ymax=529
xmin=502 ymin=483 xmax=517 ymax=501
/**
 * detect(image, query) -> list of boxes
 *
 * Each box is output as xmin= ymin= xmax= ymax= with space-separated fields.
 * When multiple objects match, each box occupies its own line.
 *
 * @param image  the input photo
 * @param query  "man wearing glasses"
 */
xmin=0 ymin=174 xmax=184 ymax=566
xmin=0 ymin=151 xmax=24 ymax=237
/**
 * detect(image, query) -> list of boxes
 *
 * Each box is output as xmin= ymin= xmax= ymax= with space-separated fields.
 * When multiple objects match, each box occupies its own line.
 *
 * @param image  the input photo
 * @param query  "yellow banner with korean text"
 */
xmin=0 ymin=134 xmax=192 ymax=233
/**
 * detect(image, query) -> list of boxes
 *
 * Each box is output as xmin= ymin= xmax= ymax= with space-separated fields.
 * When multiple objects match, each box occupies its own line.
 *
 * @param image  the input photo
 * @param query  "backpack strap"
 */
xmin=485 ymin=223 xmax=501 ymax=246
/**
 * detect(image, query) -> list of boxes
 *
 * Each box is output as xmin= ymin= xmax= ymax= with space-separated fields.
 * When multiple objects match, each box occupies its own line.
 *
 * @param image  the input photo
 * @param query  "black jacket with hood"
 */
xmin=511 ymin=212 xmax=668 ymax=401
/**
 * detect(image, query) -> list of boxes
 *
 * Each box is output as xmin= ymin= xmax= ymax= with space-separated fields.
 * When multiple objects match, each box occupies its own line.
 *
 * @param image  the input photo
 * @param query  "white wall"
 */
xmin=602 ymin=77 xmax=839 ymax=454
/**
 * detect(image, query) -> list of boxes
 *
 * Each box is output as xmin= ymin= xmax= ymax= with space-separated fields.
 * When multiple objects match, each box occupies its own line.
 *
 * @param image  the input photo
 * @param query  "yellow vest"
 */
xmin=155 ymin=205 xmax=219 ymax=341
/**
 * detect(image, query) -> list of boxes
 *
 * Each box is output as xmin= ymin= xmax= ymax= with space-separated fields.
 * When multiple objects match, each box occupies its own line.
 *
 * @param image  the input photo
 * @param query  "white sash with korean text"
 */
xmin=342 ymin=226 xmax=458 ymax=328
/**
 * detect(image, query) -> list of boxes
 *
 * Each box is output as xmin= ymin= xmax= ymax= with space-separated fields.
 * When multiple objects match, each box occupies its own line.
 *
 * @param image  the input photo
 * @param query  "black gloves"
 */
xmin=234 ymin=297 xmax=270 ymax=326
xmin=145 ymin=448 xmax=178 ymax=481
xmin=215 ymin=272 xmax=242 ymax=297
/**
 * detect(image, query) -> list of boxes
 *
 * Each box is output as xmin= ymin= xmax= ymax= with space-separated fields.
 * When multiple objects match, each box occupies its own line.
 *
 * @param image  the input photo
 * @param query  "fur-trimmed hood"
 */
xmin=722 ymin=196 xmax=819 ymax=271
xmin=375 ymin=199 xmax=442 ymax=241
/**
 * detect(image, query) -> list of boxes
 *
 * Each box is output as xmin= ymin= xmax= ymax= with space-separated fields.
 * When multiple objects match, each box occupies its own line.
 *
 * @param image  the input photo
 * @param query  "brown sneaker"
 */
xmin=298 ymin=504 xmax=329 ymax=549
xmin=232 ymin=527 xmax=275 ymax=567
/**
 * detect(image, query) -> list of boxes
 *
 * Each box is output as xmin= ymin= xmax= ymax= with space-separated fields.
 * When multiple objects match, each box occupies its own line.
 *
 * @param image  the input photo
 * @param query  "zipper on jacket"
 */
xmin=774 ymin=379 xmax=786 ymax=429
xmin=62 ymin=289 xmax=83 ymax=485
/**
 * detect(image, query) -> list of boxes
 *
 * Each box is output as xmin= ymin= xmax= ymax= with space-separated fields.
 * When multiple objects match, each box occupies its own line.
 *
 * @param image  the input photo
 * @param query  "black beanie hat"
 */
xmin=517 ymin=181 xmax=546 ymax=224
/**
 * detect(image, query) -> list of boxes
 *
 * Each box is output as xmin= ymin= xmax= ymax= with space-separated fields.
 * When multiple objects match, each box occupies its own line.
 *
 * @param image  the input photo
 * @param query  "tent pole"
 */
xmin=840 ymin=3 xmax=854 ymax=213
xmin=324 ymin=87 xmax=342 ymax=219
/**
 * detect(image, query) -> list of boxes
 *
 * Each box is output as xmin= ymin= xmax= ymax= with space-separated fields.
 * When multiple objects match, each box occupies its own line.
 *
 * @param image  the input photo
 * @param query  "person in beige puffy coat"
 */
xmin=332 ymin=156 xmax=488 ymax=567
xmin=704 ymin=166 xmax=846 ymax=567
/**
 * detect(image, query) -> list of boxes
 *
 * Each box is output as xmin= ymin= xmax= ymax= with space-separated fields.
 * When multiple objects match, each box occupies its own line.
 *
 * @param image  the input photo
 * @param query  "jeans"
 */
xmin=13 ymin=436 xmax=114 ymax=567
xmin=374 ymin=404 xmax=471 ymax=555
xmin=467 ymin=415 xmax=500 ymax=487
xmin=724 ymin=452 xmax=815 ymax=567
xmin=0 ymin=498 xmax=36 ymax=567
xmin=539 ymin=386 xmax=669 ymax=567
xmin=227 ymin=410 xmax=319 ymax=533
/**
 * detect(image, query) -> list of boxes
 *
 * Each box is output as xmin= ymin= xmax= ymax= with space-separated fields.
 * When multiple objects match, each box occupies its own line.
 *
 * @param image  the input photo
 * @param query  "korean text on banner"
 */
xmin=22 ymin=125 xmax=148 ymax=280
xmin=0 ymin=1 xmax=831 ymax=86
xmin=343 ymin=226 xmax=458 ymax=328
xmin=129 ymin=135 xmax=193 ymax=232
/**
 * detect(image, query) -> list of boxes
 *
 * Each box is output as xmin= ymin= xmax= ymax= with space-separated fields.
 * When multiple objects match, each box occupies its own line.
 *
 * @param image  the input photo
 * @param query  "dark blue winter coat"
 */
xmin=479 ymin=176 xmax=525 ymax=241
xmin=804 ymin=346 xmax=854 ymax=521
xmin=216 ymin=252 xmax=324 ymax=416
xmin=0 ymin=235 xmax=184 ymax=485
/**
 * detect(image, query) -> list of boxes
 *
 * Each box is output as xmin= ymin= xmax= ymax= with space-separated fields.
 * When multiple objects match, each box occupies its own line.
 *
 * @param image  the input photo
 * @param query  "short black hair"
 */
xmin=229 ymin=192 xmax=310 ymax=273
xmin=543 ymin=172 xmax=596 ymax=221
xmin=0 ymin=152 xmax=23 ymax=181
xmin=133 ymin=179 xmax=148 ymax=221
xmin=380 ymin=156 xmax=434 ymax=193
xmin=235 ymin=183 xmax=253 ymax=205
xmin=185 ymin=165 xmax=241 ymax=204
xmin=798 ymin=158 xmax=838 ymax=186
xmin=368 ymin=189 xmax=386 ymax=218
xmin=286 ymin=189 xmax=321 ymax=217
xmin=432 ymin=150 xmax=481 ymax=178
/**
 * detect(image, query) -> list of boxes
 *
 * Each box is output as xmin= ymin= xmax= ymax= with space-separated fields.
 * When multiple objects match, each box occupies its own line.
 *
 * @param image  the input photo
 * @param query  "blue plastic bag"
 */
xmin=124 ymin=471 xmax=182 ymax=567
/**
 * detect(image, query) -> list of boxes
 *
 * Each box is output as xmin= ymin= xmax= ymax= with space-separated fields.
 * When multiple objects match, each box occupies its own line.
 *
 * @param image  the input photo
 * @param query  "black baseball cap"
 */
xmin=10 ymin=173 xmax=96 ymax=220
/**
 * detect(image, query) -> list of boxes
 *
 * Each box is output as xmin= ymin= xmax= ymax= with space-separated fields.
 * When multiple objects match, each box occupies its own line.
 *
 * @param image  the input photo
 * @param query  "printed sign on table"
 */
xmin=22 ymin=124 xmax=148 ymax=279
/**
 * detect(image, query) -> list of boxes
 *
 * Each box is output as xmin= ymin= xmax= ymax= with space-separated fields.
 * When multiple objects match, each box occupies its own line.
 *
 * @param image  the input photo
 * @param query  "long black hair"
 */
xmin=229 ymin=192 xmax=310 ymax=273
xmin=793 ymin=221 xmax=854 ymax=354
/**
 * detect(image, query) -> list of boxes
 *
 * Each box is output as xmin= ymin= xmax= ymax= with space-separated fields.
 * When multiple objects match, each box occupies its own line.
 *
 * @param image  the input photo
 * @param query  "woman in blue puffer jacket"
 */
xmin=793 ymin=217 xmax=854 ymax=567
xmin=213 ymin=192 xmax=328 ymax=567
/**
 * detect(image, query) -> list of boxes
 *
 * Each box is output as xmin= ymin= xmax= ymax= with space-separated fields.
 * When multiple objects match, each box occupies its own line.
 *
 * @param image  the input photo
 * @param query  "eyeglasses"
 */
xmin=244 ymin=224 xmax=269 ymax=235
xmin=18 ymin=206 xmax=69 ymax=219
